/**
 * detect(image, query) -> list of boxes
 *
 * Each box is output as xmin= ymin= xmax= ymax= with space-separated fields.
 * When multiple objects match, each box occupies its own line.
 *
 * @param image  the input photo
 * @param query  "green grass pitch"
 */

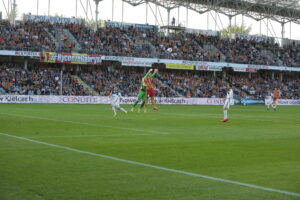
xmin=0 ymin=104 xmax=299 ymax=200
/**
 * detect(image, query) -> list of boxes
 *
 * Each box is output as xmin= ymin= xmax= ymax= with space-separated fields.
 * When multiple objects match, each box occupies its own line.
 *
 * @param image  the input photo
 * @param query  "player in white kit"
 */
xmin=220 ymin=85 xmax=234 ymax=122
xmin=265 ymin=91 xmax=273 ymax=110
xmin=110 ymin=87 xmax=127 ymax=117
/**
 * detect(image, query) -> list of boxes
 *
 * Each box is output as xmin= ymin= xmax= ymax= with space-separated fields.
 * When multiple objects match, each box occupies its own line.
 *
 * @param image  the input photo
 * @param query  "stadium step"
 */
xmin=44 ymin=27 xmax=61 ymax=50
xmin=261 ymin=49 xmax=283 ymax=65
xmin=203 ymin=44 xmax=226 ymax=62
xmin=71 ymin=75 xmax=100 ymax=96
xmin=156 ymin=78 xmax=182 ymax=97
xmin=63 ymin=29 xmax=82 ymax=52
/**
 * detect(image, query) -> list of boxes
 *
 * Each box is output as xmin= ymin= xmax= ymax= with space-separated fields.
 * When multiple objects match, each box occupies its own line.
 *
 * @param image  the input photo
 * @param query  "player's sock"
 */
xmin=132 ymin=100 xmax=140 ymax=112
xmin=119 ymin=107 xmax=127 ymax=113
xmin=112 ymin=107 xmax=117 ymax=117
xmin=144 ymin=99 xmax=148 ymax=109
xmin=140 ymin=100 xmax=145 ymax=109
xmin=151 ymin=97 xmax=155 ymax=106
xmin=151 ymin=98 xmax=159 ymax=110
xmin=133 ymin=100 xmax=139 ymax=107
xmin=224 ymin=110 xmax=228 ymax=119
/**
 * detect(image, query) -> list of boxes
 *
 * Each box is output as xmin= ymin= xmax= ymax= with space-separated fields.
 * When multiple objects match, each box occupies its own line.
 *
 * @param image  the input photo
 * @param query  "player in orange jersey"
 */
xmin=272 ymin=88 xmax=280 ymax=111
xmin=144 ymin=69 xmax=159 ymax=111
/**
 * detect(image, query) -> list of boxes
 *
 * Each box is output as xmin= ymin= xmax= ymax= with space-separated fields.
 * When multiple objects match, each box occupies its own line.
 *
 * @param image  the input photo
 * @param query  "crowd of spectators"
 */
xmin=0 ymin=64 xmax=89 ymax=96
xmin=0 ymin=64 xmax=299 ymax=99
xmin=1 ymin=19 xmax=300 ymax=67
xmin=258 ymin=40 xmax=300 ymax=67
xmin=47 ymin=22 xmax=75 ymax=52
xmin=67 ymin=24 xmax=143 ymax=56
xmin=228 ymin=73 xmax=300 ymax=99
xmin=78 ymin=67 xmax=177 ymax=97
xmin=78 ymin=68 xmax=300 ymax=99
xmin=0 ymin=21 xmax=56 ymax=51
xmin=158 ymin=71 xmax=227 ymax=98
xmin=158 ymin=70 xmax=300 ymax=99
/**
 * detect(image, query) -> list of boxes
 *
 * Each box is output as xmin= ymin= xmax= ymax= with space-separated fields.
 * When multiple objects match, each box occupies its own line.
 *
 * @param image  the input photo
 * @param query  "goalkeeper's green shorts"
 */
xmin=137 ymin=90 xmax=146 ymax=100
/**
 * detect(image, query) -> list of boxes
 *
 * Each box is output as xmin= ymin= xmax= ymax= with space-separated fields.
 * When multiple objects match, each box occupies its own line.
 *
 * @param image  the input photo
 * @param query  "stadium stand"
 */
xmin=0 ymin=64 xmax=89 ymax=95
xmin=1 ymin=20 xmax=300 ymax=67
xmin=1 ymin=64 xmax=299 ymax=99
xmin=0 ymin=21 xmax=56 ymax=51
xmin=79 ymin=67 xmax=178 ymax=97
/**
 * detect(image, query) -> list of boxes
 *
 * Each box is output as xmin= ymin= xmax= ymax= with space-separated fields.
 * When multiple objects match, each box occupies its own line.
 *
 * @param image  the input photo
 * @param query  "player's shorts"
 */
xmin=223 ymin=99 xmax=230 ymax=109
xmin=137 ymin=90 xmax=146 ymax=100
xmin=265 ymin=99 xmax=272 ymax=106
xmin=111 ymin=100 xmax=120 ymax=107
xmin=147 ymin=88 xmax=155 ymax=98
xmin=273 ymin=97 xmax=278 ymax=101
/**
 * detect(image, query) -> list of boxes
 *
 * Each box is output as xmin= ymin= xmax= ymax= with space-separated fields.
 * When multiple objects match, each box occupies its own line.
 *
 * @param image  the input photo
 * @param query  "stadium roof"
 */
xmin=123 ymin=0 xmax=300 ymax=24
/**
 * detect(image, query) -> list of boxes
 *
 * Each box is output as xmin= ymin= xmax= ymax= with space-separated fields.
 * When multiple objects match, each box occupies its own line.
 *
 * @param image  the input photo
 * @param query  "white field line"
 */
xmin=26 ymin=133 xmax=153 ymax=138
xmin=0 ymin=132 xmax=299 ymax=198
xmin=0 ymin=113 xmax=169 ymax=135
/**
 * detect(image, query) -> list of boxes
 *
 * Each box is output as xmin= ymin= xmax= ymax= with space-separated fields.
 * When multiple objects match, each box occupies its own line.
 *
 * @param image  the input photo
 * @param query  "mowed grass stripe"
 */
xmin=0 ymin=113 xmax=170 ymax=135
xmin=0 ymin=131 xmax=299 ymax=198
xmin=26 ymin=133 xmax=154 ymax=138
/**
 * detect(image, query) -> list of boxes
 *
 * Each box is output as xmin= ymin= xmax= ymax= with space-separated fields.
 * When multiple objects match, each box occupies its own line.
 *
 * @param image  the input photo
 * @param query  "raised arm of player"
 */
xmin=150 ymin=69 xmax=158 ymax=78
xmin=142 ymin=69 xmax=153 ymax=85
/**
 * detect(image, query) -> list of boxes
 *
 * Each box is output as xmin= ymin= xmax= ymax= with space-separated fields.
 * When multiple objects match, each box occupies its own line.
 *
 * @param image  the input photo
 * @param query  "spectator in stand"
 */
xmin=0 ymin=19 xmax=299 ymax=67
xmin=0 ymin=64 xmax=89 ymax=96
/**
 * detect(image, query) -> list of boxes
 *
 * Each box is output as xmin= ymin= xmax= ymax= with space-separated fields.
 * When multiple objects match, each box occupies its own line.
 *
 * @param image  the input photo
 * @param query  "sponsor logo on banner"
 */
xmin=121 ymin=61 xmax=152 ymax=67
xmin=166 ymin=64 xmax=194 ymax=70
xmin=197 ymin=65 xmax=208 ymax=70
xmin=277 ymin=99 xmax=300 ymax=106
xmin=246 ymin=68 xmax=257 ymax=73
xmin=40 ymin=52 xmax=102 ymax=65
xmin=15 ymin=51 xmax=40 ymax=57
xmin=0 ymin=50 xmax=39 ymax=57
xmin=0 ymin=49 xmax=300 ymax=72
xmin=105 ymin=21 xmax=156 ymax=31
xmin=0 ymin=95 xmax=36 ymax=103
xmin=196 ymin=65 xmax=222 ymax=71
xmin=24 ymin=14 xmax=82 ymax=24
xmin=1 ymin=95 xmax=299 ymax=105
xmin=241 ymin=98 xmax=265 ymax=105
xmin=0 ymin=95 xmax=224 ymax=105
xmin=233 ymin=67 xmax=247 ymax=72
xmin=235 ymin=33 xmax=272 ymax=42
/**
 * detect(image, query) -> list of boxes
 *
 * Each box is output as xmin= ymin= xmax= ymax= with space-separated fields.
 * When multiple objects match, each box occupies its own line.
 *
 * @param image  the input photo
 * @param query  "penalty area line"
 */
xmin=0 ymin=132 xmax=299 ymax=198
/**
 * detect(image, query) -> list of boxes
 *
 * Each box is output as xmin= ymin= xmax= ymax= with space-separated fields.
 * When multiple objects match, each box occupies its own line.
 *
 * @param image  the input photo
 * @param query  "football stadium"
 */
xmin=0 ymin=0 xmax=300 ymax=199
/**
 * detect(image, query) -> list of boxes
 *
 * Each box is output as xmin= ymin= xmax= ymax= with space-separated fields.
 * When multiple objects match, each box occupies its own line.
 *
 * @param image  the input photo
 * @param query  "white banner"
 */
xmin=235 ymin=33 xmax=273 ymax=42
xmin=24 ymin=14 xmax=83 ymax=24
xmin=0 ymin=95 xmax=109 ymax=104
xmin=196 ymin=65 xmax=223 ymax=71
xmin=0 ymin=50 xmax=39 ymax=57
xmin=185 ymin=28 xmax=219 ymax=36
xmin=0 ymin=95 xmax=225 ymax=105
xmin=121 ymin=61 xmax=152 ymax=67
xmin=1 ymin=50 xmax=300 ymax=72
xmin=1 ymin=95 xmax=299 ymax=105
